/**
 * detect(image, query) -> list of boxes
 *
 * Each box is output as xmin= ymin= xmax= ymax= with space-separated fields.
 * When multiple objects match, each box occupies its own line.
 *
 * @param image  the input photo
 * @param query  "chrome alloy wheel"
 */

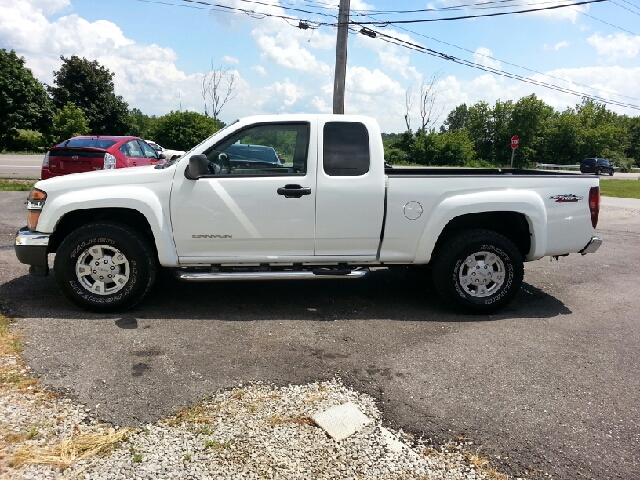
xmin=75 ymin=245 xmax=130 ymax=295
xmin=458 ymin=250 xmax=506 ymax=297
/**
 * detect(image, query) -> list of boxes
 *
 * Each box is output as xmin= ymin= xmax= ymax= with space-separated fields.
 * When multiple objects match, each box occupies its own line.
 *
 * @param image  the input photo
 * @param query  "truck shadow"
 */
xmin=1 ymin=268 xmax=571 ymax=322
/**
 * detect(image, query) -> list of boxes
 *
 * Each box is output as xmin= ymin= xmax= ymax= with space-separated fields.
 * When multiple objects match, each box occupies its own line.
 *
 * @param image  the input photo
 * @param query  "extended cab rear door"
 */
xmin=314 ymin=118 xmax=386 ymax=259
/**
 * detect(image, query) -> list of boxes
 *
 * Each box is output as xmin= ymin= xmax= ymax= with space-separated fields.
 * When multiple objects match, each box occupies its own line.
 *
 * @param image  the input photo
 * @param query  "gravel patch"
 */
xmin=1 ymin=322 xmax=512 ymax=480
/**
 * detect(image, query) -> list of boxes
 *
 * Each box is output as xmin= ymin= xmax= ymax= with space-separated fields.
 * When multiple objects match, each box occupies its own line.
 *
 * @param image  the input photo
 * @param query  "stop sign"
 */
xmin=511 ymin=135 xmax=519 ymax=149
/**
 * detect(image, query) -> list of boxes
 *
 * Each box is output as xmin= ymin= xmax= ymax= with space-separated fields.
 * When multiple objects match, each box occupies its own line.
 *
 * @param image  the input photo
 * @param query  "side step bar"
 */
xmin=175 ymin=267 xmax=370 ymax=282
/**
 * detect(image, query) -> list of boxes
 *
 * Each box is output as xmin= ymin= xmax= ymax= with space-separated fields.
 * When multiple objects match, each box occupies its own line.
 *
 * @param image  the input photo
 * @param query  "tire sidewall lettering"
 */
xmin=70 ymin=237 xmax=116 ymax=259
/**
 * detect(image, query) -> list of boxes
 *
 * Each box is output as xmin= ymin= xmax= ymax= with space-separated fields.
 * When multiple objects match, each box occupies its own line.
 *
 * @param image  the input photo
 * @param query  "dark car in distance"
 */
xmin=223 ymin=143 xmax=283 ymax=167
xmin=41 ymin=136 xmax=164 ymax=180
xmin=580 ymin=157 xmax=614 ymax=176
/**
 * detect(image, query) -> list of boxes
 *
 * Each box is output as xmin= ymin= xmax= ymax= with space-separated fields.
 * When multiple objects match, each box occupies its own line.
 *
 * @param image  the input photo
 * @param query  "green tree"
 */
xmin=440 ymin=104 xmax=469 ymax=133
xmin=508 ymin=94 xmax=554 ymax=167
xmin=542 ymin=99 xmax=625 ymax=165
xmin=434 ymin=130 xmax=476 ymax=166
xmin=51 ymin=102 xmax=90 ymax=142
xmin=466 ymin=101 xmax=494 ymax=163
xmin=148 ymin=111 xmax=223 ymax=151
xmin=620 ymin=116 xmax=640 ymax=166
xmin=48 ymin=55 xmax=133 ymax=135
xmin=0 ymin=49 xmax=53 ymax=150
xmin=129 ymin=108 xmax=157 ymax=138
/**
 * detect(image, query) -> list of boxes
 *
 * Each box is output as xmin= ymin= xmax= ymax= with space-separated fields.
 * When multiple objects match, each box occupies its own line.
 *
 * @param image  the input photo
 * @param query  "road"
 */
xmin=0 ymin=154 xmax=43 ymax=179
xmin=0 ymin=193 xmax=639 ymax=479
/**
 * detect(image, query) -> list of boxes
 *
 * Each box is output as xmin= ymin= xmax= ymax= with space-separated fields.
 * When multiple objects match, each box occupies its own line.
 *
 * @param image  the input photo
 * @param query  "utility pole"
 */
xmin=333 ymin=0 xmax=350 ymax=114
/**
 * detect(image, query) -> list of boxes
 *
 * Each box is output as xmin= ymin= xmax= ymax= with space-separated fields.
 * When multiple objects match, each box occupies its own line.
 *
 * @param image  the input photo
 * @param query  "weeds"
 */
xmin=203 ymin=439 xmax=231 ymax=450
xmin=0 ymin=179 xmax=36 ymax=191
xmin=10 ymin=429 xmax=130 ymax=470
xmin=267 ymin=414 xmax=315 ymax=427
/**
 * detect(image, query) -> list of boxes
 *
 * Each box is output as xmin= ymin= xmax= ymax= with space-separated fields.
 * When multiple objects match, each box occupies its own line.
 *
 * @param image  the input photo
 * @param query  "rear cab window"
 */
xmin=323 ymin=122 xmax=370 ymax=176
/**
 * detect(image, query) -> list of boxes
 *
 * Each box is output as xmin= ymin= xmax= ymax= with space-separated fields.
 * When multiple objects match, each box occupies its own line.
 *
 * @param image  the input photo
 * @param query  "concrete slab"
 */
xmin=312 ymin=402 xmax=372 ymax=441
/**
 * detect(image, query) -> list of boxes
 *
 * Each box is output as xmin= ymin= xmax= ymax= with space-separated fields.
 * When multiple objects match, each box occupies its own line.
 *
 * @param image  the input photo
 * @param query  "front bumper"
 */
xmin=579 ymin=236 xmax=602 ymax=255
xmin=15 ymin=226 xmax=50 ymax=276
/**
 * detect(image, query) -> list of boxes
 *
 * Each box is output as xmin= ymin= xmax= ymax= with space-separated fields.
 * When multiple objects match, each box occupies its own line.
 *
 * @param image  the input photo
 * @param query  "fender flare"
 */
xmin=39 ymin=186 xmax=178 ymax=266
xmin=413 ymin=190 xmax=548 ymax=264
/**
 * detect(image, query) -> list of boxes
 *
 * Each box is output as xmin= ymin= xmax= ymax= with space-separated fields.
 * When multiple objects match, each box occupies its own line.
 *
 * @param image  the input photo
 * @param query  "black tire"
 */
xmin=53 ymin=222 xmax=157 ymax=312
xmin=609 ymin=170 xmax=614 ymax=176
xmin=431 ymin=229 xmax=524 ymax=314
xmin=596 ymin=168 xmax=601 ymax=175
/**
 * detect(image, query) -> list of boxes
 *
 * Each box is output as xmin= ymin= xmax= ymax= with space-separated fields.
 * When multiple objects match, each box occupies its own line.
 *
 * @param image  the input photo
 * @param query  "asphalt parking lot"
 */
xmin=0 ymin=190 xmax=639 ymax=479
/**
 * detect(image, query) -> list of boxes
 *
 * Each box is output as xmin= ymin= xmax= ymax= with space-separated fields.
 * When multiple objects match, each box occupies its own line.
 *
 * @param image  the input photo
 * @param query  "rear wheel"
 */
xmin=609 ymin=170 xmax=614 ymax=176
xmin=596 ymin=168 xmax=602 ymax=175
xmin=54 ymin=222 xmax=157 ymax=312
xmin=432 ymin=229 xmax=524 ymax=314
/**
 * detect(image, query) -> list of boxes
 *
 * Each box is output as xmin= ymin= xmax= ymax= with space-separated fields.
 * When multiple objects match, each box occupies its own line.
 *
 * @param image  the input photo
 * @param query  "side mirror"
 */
xmin=158 ymin=153 xmax=166 ymax=160
xmin=184 ymin=154 xmax=209 ymax=180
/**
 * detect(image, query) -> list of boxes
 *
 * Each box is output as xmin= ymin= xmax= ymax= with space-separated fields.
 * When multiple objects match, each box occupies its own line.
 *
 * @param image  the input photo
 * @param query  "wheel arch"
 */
xmin=432 ymin=212 xmax=531 ymax=262
xmin=48 ymin=207 xmax=177 ymax=266
xmin=413 ymin=191 xmax=547 ymax=264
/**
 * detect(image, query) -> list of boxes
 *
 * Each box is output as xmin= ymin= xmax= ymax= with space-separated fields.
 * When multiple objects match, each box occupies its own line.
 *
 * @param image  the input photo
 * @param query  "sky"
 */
xmin=1 ymin=0 xmax=639 ymax=133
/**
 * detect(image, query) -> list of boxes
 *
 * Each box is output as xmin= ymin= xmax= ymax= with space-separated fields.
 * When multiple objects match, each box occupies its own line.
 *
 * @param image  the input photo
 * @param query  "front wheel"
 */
xmin=54 ymin=222 xmax=157 ymax=312
xmin=431 ymin=229 xmax=524 ymax=314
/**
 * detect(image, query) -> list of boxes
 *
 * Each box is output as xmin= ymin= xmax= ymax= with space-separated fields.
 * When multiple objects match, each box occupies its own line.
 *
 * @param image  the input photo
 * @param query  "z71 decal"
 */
xmin=550 ymin=194 xmax=583 ymax=203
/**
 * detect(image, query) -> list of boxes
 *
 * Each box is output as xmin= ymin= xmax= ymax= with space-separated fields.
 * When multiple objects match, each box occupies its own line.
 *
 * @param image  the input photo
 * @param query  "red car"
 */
xmin=41 ymin=136 xmax=165 ymax=180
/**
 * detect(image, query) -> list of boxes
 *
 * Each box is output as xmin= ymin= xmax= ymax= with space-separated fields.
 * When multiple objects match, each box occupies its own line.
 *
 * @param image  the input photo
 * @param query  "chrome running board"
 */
xmin=175 ymin=268 xmax=370 ymax=282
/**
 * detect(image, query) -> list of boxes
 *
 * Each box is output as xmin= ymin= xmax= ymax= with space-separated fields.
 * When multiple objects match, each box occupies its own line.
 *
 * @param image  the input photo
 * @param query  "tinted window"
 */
xmin=120 ymin=140 xmax=145 ymax=158
xmin=323 ymin=122 xmax=370 ymax=176
xmin=206 ymin=123 xmax=310 ymax=176
xmin=58 ymin=138 xmax=117 ymax=149
xmin=226 ymin=144 xmax=279 ymax=164
xmin=138 ymin=140 xmax=158 ymax=158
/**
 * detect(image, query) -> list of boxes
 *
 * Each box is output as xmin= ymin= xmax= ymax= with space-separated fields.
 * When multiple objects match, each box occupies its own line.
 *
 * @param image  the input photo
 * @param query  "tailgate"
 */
xmin=48 ymin=148 xmax=106 ymax=175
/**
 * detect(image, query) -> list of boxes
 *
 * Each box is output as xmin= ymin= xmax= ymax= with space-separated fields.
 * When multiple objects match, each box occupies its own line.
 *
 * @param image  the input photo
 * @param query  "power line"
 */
xmin=344 ymin=0 xmax=607 ymax=25
xmin=570 ymin=6 xmax=639 ymax=34
xmin=366 ymin=28 xmax=640 ymax=111
xmin=132 ymin=0 xmax=640 ymax=111
xmin=353 ymin=5 xmax=640 ymax=104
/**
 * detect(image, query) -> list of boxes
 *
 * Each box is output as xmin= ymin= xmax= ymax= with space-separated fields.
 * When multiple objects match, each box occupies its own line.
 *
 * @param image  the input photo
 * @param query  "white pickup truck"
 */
xmin=15 ymin=114 xmax=602 ymax=314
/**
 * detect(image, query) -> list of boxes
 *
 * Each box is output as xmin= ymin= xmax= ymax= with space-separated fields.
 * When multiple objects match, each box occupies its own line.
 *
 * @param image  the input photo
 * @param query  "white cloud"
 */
xmin=587 ymin=33 xmax=640 ymax=60
xmin=251 ymin=65 xmax=267 ymax=76
xmin=251 ymin=29 xmax=331 ymax=74
xmin=544 ymin=42 xmax=569 ymax=51
xmin=473 ymin=47 xmax=501 ymax=70
xmin=223 ymin=56 xmax=239 ymax=64
xmin=355 ymin=28 xmax=421 ymax=80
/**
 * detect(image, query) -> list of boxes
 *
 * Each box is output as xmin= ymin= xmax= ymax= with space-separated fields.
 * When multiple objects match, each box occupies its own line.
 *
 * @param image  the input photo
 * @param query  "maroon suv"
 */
xmin=41 ymin=136 xmax=164 ymax=180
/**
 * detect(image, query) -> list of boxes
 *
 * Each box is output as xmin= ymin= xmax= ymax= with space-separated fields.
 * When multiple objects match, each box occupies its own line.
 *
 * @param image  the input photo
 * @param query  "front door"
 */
xmin=170 ymin=122 xmax=316 ymax=262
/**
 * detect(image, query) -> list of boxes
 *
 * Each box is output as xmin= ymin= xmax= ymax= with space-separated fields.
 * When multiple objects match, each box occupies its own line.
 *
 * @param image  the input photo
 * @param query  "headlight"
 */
xmin=27 ymin=188 xmax=47 ymax=230
xmin=103 ymin=153 xmax=117 ymax=170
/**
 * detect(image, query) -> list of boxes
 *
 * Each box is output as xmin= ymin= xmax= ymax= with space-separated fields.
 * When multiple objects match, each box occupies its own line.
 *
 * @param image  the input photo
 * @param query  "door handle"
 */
xmin=277 ymin=184 xmax=311 ymax=198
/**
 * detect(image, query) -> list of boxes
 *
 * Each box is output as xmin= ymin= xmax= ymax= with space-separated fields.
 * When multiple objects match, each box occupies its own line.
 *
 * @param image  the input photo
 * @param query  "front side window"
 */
xmin=120 ymin=140 xmax=145 ymax=158
xmin=138 ymin=140 xmax=158 ymax=158
xmin=323 ymin=122 xmax=370 ymax=176
xmin=203 ymin=123 xmax=310 ymax=176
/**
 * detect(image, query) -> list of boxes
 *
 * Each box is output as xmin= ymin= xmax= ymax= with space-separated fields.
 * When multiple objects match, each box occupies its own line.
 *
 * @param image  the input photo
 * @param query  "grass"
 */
xmin=1 ymin=313 xmax=132 ymax=473
xmin=0 ymin=179 xmax=36 ymax=191
xmin=599 ymin=178 xmax=640 ymax=199
xmin=10 ymin=430 xmax=130 ymax=470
